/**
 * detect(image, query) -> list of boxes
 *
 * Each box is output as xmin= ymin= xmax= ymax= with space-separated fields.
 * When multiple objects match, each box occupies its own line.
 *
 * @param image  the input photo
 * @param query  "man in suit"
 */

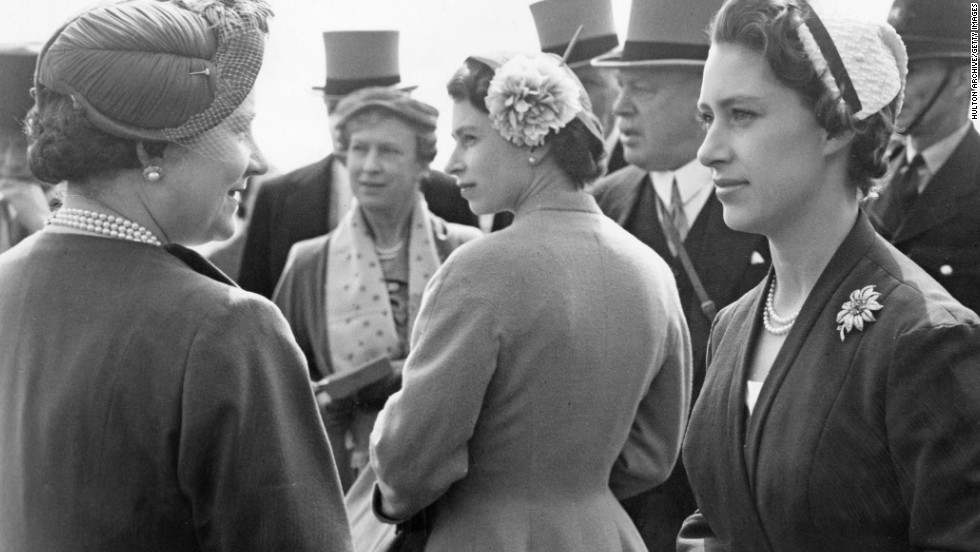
xmin=866 ymin=0 xmax=979 ymax=314
xmin=590 ymin=0 xmax=769 ymax=549
xmin=530 ymin=0 xmax=627 ymax=176
xmin=238 ymin=31 xmax=476 ymax=298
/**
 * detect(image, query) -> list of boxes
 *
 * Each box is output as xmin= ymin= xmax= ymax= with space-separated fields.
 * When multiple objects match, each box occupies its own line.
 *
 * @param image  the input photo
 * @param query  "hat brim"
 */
xmin=905 ymin=42 xmax=970 ymax=61
xmin=590 ymin=48 xmax=705 ymax=69
xmin=313 ymin=82 xmax=417 ymax=99
xmin=565 ymin=47 xmax=621 ymax=69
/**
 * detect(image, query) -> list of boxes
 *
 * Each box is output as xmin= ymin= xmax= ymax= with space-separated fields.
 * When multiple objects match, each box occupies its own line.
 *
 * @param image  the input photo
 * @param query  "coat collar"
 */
xmin=741 ymin=212 xmax=878 ymax=483
xmin=514 ymin=188 xmax=602 ymax=220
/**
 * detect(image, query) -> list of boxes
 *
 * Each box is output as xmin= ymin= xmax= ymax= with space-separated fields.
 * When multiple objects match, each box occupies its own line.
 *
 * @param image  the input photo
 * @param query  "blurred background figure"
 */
xmin=590 ymin=0 xmax=770 ymax=548
xmin=866 ymin=0 xmax=979 ymax=314
xmin=273 ymin=87 xmax=481 ymax=490
xmin=0 ymin=44 xmax=53 ymax=254
xmin=369 ymin=50 xmax=691 ymax=551
xmin=682 ymin=0 xmax=980 ymax=549
xmin=531 ymin=0 xmax=626 ymax=176
xmin=0 ymin=1 xmax=352 ymax=549
xmin=238 ymin=30 xmax=476 ymax=298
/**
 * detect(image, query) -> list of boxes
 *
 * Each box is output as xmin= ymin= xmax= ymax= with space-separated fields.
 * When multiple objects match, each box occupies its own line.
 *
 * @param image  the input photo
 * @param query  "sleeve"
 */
xmin=177 ymin=296 xmax=353 ymax=551
xmin=887 ymin=321 xmax=980 ymax=550
xmin=368 ymin=256 xmax=499 ymax=521
xmin=271 ymin=241 xmax=324 ymax=380
xmin=237 ymin=184 xmax=277 ymax=297
xmin=609 ymin=284 xmax=693 ymax=499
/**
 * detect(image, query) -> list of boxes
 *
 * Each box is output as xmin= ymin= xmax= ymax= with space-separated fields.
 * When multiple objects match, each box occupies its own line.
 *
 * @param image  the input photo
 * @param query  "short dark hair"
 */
xmin=446 ymin=58 xmax=605 ymax=189
xmin=710 ymin=0 xmax=895 ymax=196
xmin=334 ymin=106 xmax=437 ymax=166
xmin=26 ymin=87 xmax=167 ymax=184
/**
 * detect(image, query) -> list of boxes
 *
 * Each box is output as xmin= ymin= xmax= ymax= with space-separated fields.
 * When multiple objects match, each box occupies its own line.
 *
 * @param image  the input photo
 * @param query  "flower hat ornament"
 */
xmin=836 ymin=285 xmax=884 ymax=341
xmin=477 ymin=25 xmax=602 ymax=148
xmin=485 ymin=54 xmax=584 ymax=147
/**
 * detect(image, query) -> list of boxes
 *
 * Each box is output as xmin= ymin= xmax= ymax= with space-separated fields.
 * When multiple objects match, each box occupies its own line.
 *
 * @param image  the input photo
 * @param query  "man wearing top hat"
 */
xmin=530 ymin=0 xmax=627 ymax=176
xmin=866 ymin=0 xmax=980 ymax=314
xmin=0 ymin=44 xmax=53 ymax=255
xmin=590 ymin=1 xmax=770 ymax=549
xmin=238 ymin=31 xmax=476 ymax=298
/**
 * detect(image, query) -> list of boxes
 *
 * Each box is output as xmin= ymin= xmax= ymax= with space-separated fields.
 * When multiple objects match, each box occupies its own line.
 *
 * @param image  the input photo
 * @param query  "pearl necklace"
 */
xmin=763 ymin=275 xmax=799 ymax=336
xmin=47 ymin=207 xmax=163 ymax=247
xmin=374 ymin=240 xmax=404 ymax=261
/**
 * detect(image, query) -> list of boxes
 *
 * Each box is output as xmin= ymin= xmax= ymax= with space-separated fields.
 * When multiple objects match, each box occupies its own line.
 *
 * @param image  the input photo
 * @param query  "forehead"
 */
xmin=701 ymin=44 xmax=778 ymax=99
xmin=616 ymin=66 xmax=702 ymax=87
xmin=451 ymin=100 xmax=490 ymax=128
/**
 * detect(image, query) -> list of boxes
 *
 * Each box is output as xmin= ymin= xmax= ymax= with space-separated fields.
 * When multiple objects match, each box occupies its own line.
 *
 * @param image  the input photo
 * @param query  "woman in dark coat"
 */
xmin=680 ymin=0 xmax=980 ymax=550
xmin=0 ymin=1 xmax=352 ymax=550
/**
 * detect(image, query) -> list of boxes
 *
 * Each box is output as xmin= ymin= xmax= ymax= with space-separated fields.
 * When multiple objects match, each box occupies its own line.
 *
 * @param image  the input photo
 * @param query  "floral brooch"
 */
xmin=484 ymin=54 xmax=583 ymax=147
xmin=836 ymin=285 xmax=883 ymax=341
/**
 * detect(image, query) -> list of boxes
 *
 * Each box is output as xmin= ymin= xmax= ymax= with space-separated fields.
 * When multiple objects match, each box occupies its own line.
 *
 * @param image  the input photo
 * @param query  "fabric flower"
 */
xmin=836 ymin=285 xmax=883 ymax=341
xmin=484 ymin=54 xmax=583 ymax=147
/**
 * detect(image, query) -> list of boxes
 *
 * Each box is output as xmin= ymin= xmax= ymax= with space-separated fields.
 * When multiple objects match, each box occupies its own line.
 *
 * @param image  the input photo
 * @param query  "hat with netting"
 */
xmin=35 ymin=0 xmax=273 ymax=157
xmin=796 ymin=1 xmax=908 ymax=120
xmin=530 ymin=0 xmax=620 ymax=69
xmin=0 ymin=44 xmax=40 ymax=135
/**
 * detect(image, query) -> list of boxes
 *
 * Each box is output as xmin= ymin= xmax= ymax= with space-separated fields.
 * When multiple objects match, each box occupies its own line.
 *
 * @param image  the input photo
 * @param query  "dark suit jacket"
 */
xmin=866 ymin=127 xmax=980 ymax=314
xmin=238 ymin=154 xmax=478 ymax=298
xmin=679 ymin=213 xmax=980 ymax=551
xmin=593 ymin=165 xmax=769 ymax=552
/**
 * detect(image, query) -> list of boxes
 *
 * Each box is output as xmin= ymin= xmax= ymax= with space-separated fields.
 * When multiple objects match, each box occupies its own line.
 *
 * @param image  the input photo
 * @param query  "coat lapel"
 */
xmin=894 ymin=128 xmax=980 ymax=243
xmin=743 ymin=213 xmax=878 ymax=485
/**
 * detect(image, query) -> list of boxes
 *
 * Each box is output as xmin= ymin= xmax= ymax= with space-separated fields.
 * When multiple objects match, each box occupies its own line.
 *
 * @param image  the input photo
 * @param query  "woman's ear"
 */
xmin=823 ymin=128 xmax=855 ymax=157
xmin=527 ymin=141 xmax=553 ymax=165
xmin=135 ymin=142 xmax=163 ymax=166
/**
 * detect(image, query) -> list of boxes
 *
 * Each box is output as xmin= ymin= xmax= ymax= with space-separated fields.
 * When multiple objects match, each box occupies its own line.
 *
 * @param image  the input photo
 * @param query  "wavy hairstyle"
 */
xmin=710 ymin=0 xmax=896 ymax=196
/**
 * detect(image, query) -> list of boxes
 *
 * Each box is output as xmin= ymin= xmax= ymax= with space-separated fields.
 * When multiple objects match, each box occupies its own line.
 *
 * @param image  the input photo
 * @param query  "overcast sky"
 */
xmin=5 ymin=0 xmax=894 ymax=174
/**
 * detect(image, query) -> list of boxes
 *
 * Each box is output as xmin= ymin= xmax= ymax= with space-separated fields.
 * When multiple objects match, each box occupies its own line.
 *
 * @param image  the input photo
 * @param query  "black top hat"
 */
xmin=593 ymin=0 xmax=723 ymax=67
xmin=0 ymin=44 xmax=40 ymax=134
xmin=530 ymin=0 xmax=620 ymax=68
xmin=313 ymin=30 xmax=416 ymax=99
xmin=888 ymin=0 xmax=970 ymax=61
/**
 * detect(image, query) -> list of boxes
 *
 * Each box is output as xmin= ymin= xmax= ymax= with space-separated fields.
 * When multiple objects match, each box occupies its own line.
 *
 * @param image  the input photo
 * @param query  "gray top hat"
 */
xmin=888 ymin=0 xmax=970 ymax=61
xmin=0 ymin=43 xmax=41 ymax=134
xmin=530 ymin=0 xmax=620 ymax=68
xmin=313 ymin=30 xmax=416 ymax=99
xmin=593 ymin=0 xmax=723 ymax=67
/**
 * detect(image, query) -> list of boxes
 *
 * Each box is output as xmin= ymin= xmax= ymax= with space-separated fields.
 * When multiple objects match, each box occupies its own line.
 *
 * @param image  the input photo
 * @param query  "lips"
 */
xmin=457 ymin=182 xmax=476 ymax=190
xmin=713 ymin=177 xmax=748 ymax=189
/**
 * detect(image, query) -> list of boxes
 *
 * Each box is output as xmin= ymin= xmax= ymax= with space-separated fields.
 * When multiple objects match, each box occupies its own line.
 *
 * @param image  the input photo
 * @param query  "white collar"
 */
xmin=906 ymin=123 xmax=971 ymax=175
xmin=649 ymin=158 xmax=713 ymax=208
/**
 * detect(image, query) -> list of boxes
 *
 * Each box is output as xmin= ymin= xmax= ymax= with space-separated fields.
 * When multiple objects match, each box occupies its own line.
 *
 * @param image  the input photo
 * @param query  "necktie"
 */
xmin=881 ymin=154 xmax=923 ymax=233
xmin=669 ymin=177 xmax=689 ymax=243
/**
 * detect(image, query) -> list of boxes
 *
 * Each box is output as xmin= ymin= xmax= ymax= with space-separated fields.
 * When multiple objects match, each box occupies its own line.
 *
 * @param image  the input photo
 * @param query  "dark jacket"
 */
xmin=680 ymin=213 xmax=980 ymax=551
xmin=238 ymin=154 xmax=478 ymax=298
xmin=866 ymin=126 xmax=980 ymax=315
xmin=593 ymin=165 xmax=770 ymax=552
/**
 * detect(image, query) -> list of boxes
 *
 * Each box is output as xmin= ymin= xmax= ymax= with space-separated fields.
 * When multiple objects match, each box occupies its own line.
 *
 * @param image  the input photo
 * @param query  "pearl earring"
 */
xmin=142 ymin=165 xmax=163 ymax=183
xmin=528 ymin=156 xmax=537 ymax=165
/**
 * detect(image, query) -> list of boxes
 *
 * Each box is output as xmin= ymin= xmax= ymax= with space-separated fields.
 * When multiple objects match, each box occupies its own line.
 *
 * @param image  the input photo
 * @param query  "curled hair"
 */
xmin=446 ymin=59 xmax=604 ymax=189
xmin=710 ymin=0 xmax=894 ymax=196
xmin=26 ymin=87 xmax=167 ymax=184
xmin=334 ymin=107 xmax=437 ymax=166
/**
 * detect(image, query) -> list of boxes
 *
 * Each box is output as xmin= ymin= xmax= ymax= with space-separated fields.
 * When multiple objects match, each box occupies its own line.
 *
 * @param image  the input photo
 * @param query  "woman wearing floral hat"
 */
xmin=0 ymin=1 xmax=352 ymax=550
xmin=368 ymin=51 xmax=692 ymax=550
xmin=680 ymin=0 xmax=980 ymax=550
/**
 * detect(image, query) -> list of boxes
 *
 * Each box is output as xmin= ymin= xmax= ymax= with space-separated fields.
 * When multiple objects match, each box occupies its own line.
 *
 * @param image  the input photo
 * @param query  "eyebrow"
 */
xmin=451 ymin=125 xmax=478 ymax=137
xmin=698 ymin=94 xmax=762 ymax=110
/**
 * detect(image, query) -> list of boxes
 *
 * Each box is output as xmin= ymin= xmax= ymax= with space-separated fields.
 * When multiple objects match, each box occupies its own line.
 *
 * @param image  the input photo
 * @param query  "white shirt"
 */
xmin=328 ymin=157 xmax=353 ymax=230
xmin=905 ymin=122 xmax=971 ymax=194
xmin=649 ymin=158 xmax=714 ymax=234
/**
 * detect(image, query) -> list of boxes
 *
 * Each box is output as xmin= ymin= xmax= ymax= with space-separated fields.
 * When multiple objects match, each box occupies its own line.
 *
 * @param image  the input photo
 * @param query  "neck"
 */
xmin=766 ymin=180 xmax=858 ymax=313
xmin=908 ymin=117 xmax=968 ymax=153
xmin=360 ymin=200 xmax=414 ymax=249
xmin=512 ymin=162 xmax=578 ymax=217
xmin=60 ymin=180 xmax=169 ymax=244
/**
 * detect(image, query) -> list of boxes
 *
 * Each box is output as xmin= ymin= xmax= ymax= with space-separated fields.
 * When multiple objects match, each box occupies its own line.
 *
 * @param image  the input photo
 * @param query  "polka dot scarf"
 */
xmin=325 ymin=193 xmax=441 ymax=375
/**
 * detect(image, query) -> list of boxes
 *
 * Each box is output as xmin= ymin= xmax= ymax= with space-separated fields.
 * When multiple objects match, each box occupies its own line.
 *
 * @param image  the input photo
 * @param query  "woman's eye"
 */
xmin=731 ymin=109 xmax=756 ymax=122
xmin=696 ymin=112 xmax=713 ymax=129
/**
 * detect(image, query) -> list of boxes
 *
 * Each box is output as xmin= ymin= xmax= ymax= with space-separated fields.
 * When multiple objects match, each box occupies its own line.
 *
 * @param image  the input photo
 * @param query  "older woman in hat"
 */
xmin=680 ymin=0 xmax=980 ymax=550
xmin=0 ymin=1 xmax=353 ymax=550
xmin=272 ymin=86 xmax=482 ymax=491
xmin=368 ymin=51 xmax=692 ymax=551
